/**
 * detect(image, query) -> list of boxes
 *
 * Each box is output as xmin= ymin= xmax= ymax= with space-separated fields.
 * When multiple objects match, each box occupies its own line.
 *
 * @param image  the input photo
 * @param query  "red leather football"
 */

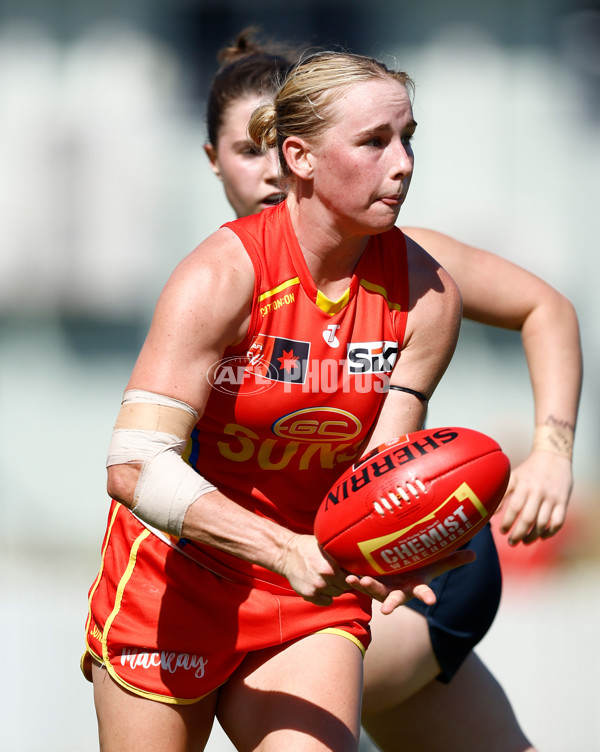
xmin=314 ymin=427 xmax=510 ymax=575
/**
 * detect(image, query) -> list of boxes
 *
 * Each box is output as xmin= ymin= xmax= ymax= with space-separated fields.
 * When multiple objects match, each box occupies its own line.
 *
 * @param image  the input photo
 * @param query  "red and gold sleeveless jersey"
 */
xmin=181 ymin=201 xmax=410 ymax=578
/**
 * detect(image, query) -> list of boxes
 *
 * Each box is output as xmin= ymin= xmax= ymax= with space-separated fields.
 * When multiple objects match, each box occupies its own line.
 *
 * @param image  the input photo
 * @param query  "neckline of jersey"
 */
xmin=280 ymin=201 xmax=372 ymax=316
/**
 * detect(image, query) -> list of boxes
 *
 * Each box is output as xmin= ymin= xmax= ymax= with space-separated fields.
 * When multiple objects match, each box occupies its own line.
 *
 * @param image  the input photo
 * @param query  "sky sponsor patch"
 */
xmin=346 ymin=341 xmax=399 ymax=374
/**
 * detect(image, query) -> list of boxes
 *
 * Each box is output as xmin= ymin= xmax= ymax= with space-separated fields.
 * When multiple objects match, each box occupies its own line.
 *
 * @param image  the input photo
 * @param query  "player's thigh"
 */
xmin=92 ymin=662 xmax=218 ymax=752
xmin=217 ymin=632 xmax=364 ymax=752
xmin=362 ymin=651 xmax=535 ymax=752
xmin=362 ymin=604 xmax=439 ymax=715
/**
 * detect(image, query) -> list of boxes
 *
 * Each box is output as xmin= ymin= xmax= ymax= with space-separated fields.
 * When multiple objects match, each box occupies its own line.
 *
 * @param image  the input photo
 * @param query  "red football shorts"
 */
xmin=82 ymin=501 xmax=371 ymax=704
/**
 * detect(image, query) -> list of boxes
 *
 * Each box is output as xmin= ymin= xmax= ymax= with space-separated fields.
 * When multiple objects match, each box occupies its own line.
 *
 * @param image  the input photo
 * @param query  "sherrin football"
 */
xmin=314 ymin=427 xmax=510 ymax=575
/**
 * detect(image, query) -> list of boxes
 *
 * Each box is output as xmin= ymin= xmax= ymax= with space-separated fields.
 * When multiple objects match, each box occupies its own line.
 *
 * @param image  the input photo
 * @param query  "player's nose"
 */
xmin=390 ymin=139 xmax=413 ymax=180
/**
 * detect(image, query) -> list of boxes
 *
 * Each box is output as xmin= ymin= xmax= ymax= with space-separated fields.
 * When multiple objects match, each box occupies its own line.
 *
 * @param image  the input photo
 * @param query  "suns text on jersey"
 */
xmin=216 ymin=422 xmax=363 ymax=471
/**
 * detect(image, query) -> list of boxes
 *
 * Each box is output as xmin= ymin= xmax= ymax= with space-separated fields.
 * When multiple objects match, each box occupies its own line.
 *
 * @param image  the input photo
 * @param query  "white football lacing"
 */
xmin=373 ymin=479 xmax=427 ymax=516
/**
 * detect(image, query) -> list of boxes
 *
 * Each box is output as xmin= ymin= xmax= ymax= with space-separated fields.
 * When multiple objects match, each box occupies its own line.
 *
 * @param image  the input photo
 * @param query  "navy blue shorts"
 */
xmin=405 ymin=523 xmax=502 ymax=683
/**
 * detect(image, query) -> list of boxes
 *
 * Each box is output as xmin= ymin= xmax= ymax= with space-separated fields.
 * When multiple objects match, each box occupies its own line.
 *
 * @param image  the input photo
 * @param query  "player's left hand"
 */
xmin=345 ymin=549 xmax=476 ymax=615
xmin=495 ymin=450 xmax=573 ymax=545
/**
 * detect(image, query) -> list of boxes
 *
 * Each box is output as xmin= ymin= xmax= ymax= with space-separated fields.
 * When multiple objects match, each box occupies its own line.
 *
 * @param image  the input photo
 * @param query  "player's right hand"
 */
xmin=276 ymin=533 xmax=351 ymax=606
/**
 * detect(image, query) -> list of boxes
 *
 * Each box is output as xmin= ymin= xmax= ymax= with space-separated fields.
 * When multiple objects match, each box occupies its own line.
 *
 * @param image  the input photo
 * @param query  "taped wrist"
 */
xmin=532 ymin=424 xmax=574 ymax=460
xmin=107 ymin=389 xmax=216 ymax=536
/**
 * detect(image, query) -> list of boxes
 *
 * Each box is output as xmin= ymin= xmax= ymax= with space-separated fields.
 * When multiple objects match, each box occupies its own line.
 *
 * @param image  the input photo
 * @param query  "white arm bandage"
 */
xmin=107 ymin=389 xmax=216 ymax=536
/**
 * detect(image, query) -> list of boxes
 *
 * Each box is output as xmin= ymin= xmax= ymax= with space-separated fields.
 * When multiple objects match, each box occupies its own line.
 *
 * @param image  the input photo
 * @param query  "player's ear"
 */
xmin=282 ymin=136 xmax=314 ymax=180
xmin=204 ymin=143 xmax=221 ymax=179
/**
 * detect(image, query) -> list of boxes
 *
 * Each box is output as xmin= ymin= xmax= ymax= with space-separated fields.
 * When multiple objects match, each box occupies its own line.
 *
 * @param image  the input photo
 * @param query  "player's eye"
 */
xmin=239 ymin=142 xmax=262 ymax=156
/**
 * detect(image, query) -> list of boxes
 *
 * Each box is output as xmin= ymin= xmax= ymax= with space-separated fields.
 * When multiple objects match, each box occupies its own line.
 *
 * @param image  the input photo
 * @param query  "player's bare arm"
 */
xmin=366 ymin=235 xmax=462 ymax=451
xmin=403 ymin=227 xmax=582 ymax=544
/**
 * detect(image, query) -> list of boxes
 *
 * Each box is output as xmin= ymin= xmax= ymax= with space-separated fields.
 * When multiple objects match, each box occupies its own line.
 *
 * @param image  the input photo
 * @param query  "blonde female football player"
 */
xmin=200 ymin=31 xmax=582 ymax=752
xmin=85 ymin=49 xmax=477 ymax=752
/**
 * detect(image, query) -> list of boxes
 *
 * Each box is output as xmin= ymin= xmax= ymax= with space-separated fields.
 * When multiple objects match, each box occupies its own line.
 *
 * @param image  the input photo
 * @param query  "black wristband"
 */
xmin=387 ymin=384 xmax=429 ymax=403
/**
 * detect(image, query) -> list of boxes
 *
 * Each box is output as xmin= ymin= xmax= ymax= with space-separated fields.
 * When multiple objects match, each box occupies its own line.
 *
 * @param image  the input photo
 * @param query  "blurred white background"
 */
xmin=1 ymin=0 xmax=599 ymax=749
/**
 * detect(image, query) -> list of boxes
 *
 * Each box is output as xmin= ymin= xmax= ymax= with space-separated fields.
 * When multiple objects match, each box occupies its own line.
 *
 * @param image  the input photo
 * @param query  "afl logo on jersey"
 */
xmin=347 ymin=341 xmax=399 ymax=374
xmin=207 ymin=354 xmax=278 ymax=395
xmin=272 ymin=407 xmax=362 ymax=442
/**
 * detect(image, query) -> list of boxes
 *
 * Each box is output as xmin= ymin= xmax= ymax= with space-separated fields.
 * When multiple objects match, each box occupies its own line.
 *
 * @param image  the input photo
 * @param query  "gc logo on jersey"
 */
xmin=272 ymin=407 xmax=362 ymax=442
xmin=347 ymin=341 xmax=399 ymax=374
